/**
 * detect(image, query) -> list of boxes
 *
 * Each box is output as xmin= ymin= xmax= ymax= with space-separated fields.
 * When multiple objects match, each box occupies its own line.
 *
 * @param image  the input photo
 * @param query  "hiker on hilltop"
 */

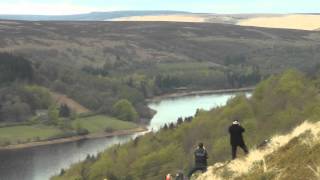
xmin=229 ymin=120 xmax=249 ymax=159
xmin=187 ymin=142 xmax=208 ymax=178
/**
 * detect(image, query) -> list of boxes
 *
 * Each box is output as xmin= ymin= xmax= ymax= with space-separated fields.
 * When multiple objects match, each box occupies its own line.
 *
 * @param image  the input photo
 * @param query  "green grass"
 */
xmin=71 ymin=115 xmax=138 ymax=133
xmin=0 ymin=125 xmax=62 ymax=145
xmin=0 ymin=115 xmax=139 ymax=146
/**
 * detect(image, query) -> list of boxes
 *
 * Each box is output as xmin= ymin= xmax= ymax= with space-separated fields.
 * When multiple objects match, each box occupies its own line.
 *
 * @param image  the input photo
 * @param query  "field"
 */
xmin=0 ymin=115 xmax=138 ymax=146
xmin=0 ymin=125 xmax=62 ymax=145
xmin=238 ymin=14 xmax=320 ymax=30
xmin=71 ymin=115 xmax=138 ymax=133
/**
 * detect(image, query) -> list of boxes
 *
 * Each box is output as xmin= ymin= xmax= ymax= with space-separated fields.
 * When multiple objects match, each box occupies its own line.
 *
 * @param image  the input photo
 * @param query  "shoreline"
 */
xmin=0 ymin=127 xmax=148 ymax=151
xmin=0 ymin=87 xmax=253 ymax=151
xmin=147 ymin=87 xmax=254 ymax=102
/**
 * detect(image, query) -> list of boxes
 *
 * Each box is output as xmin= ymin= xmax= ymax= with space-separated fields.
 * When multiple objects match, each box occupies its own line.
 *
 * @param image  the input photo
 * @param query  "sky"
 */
xmin=0 ymin=0 xmax=319 ymax=15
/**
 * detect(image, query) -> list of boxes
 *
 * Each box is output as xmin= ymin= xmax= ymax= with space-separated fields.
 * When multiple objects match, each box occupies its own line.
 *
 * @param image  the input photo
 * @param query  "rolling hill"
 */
xmin=2 ymin=11 xmax=319 ymax=31
xmin=0 ymin=20 xmax=319 ymax=75
xmin=0 ymin=11 xmax=189 ymax=21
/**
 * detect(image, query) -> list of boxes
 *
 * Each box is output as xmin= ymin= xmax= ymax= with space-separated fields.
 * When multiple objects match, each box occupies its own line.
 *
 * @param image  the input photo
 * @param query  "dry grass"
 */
xmin=238 ymin=14 xmax=320 ymax=31
xmin=197 ymin=121 xmax=320 ymax=180
xmin=51 ymin=92 xmax=90 ymax=114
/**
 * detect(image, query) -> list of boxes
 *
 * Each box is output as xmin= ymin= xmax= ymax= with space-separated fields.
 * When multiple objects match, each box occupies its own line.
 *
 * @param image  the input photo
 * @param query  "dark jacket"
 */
xmin=229 ymin=124 xmax=245 ymax=146
xmin=194 ymin=147 xmax=208 ymax=167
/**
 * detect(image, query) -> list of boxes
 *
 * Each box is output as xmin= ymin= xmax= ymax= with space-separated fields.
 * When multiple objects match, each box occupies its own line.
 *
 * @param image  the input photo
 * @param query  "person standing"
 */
xmin=228 ymin=120 xmax=249 ymax=159
xmin=187 ymin=142 xmax=208 ymax=178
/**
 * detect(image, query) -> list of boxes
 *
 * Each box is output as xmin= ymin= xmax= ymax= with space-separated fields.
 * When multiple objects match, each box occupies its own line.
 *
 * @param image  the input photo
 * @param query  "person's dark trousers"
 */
xmin=187 ymin=166 xmax=207 ymax=178
xmin=232 ymin=143 xmax=249 ymax=159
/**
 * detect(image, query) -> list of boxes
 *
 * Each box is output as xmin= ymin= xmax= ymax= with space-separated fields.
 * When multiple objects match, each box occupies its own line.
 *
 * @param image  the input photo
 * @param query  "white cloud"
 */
xmin=0 ymin=1 xmax=104 ymax=15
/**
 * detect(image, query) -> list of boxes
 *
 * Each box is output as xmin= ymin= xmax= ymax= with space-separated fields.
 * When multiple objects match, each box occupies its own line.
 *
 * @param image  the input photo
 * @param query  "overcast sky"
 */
xmin=1 ymin=0 xmax=320 ymax=15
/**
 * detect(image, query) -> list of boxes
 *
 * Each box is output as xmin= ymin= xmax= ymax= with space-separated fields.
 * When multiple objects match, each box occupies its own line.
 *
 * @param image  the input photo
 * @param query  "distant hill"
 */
xmin=1 ymin=12 xmax=319 ymax=31
xmin=0 ymin=20 xmax=319 ymax=74
xmin=237 ymin=14 xmax=320 ymax=31
xmin=0 ymin=11 xmax=190 ymax=21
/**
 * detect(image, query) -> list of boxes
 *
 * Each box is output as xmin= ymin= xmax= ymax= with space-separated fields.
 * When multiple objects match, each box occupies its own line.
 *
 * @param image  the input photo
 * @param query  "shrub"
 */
xmin=77 ymin=128 xmax=89 ymax=136
xmin=112 ymin=99 xmax=139 ymax=122
xmin=105 ymin=127 xmax=115 ymax=133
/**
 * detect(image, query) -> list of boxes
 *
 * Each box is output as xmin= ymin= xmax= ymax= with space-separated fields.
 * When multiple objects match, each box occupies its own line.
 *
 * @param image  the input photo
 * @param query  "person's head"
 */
xmin=232 ymin=120 xmax=240 ymax=125
xmin=198 ymin=142 xmax=204 ymax=149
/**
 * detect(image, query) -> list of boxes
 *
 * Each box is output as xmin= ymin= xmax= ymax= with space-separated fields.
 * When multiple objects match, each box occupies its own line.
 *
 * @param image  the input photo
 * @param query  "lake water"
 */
xmin=0 ymin=92 xmax=248 ymax=180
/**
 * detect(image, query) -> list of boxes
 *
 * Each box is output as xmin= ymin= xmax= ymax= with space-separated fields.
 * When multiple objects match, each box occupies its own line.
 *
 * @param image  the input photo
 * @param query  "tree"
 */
xmin=0 ymin=101 xmax=32 ymax=122
xmin=0 ymin=53 xmax=33 ymax=84
xmin=59 ymin=104 xmax=71 ymax=117
xmin=112 ymin=99 xmax=139 ymax=122
xmin=48 ymin=105 xmax=59 ymax=125
xmin=177 ymin=117 xmax=183 ymax=125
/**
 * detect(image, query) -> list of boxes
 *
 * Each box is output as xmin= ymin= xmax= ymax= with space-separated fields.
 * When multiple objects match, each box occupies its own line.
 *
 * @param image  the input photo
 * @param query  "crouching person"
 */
xmin=188 ymin=142 xmax=208 ymax=178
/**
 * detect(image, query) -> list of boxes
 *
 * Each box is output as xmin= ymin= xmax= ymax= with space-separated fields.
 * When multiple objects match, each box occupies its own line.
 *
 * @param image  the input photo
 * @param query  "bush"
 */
xmin=76 ymin=128 xmax=89 ymax=136
xmin=0 ymin=139 xmax=11 ymax=146
xmin=105 ymin=127 xmax=115 ymax=133
xmin=112 ymin=99 xmax=139 ymax=122
xmin=47 ymin=131 xmax=77 ymax=140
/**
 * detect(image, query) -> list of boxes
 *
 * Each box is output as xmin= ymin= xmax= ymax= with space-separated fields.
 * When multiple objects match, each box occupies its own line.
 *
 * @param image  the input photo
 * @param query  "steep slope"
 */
xmin=197 ymin=121 xmax=320 ymax=180
xmin=52 ymin=70 xmax=320 ymax=180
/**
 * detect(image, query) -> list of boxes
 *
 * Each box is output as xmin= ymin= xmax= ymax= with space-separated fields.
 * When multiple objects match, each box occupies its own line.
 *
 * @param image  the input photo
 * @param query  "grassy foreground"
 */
xmin=0 ymin=115 xmax=139 ymax=147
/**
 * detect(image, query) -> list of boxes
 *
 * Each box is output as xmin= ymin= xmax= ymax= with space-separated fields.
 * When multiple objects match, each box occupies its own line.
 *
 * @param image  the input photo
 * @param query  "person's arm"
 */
xmin=240 ymin=125 xmax=245 ymax=133
xmin=205 ymin=149 xmax=208 ymax=159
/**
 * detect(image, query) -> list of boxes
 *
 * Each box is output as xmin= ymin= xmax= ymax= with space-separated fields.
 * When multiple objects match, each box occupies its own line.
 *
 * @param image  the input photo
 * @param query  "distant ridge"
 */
xmin=0 ymin=10 xmax=190 ymax=21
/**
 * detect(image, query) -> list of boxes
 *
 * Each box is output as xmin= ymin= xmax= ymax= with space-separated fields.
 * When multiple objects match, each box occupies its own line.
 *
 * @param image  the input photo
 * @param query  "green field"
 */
xmin=0 ymin=125 xmax=62 ymax=145
xmin=0 ymin=115 xmax=139 ymax=146
xmin=72 ymin=115 xmax=138 ymax=133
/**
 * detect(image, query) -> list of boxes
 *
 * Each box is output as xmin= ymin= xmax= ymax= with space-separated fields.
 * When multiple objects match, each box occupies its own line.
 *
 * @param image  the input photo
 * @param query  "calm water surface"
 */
xmin=0 ymin=92 xmax=248 ymax=180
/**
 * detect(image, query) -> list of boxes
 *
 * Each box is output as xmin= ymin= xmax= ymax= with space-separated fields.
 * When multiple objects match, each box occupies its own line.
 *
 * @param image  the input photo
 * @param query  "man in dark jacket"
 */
xmin=229 ymin=120 xmax=249 ymax=159
xmin=187 ymin=142 xmax=208 ymax=178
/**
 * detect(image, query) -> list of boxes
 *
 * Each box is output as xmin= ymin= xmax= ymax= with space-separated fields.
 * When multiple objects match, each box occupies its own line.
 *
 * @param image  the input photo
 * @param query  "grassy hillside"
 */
xmin=52 ymin=70 xmax=320 ymax=180
xmin=0 ymin=21 xmax=319 ymax=74
xmin=198 ymin=121 xmax=320 ymax=180
xmin=1 ymin=21 xmax=319 ymax=113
